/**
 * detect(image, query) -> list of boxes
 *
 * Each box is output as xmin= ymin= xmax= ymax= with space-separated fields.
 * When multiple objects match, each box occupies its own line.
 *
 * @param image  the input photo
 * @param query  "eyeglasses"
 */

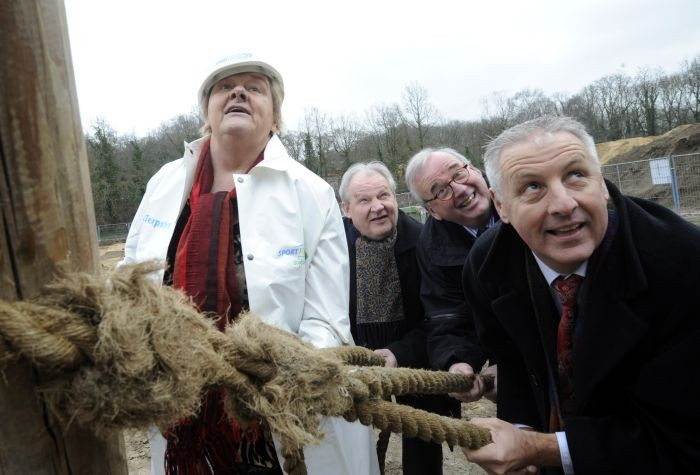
xmin=424 ymin=164 xmax=471 ymax=203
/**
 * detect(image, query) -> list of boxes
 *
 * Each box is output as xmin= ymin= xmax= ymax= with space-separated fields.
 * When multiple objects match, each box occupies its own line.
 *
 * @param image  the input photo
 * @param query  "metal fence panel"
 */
xmin=97 ymin=222 xmax=130 ymax=245
xmin=602 ymin=153 xmax=700 ymax=216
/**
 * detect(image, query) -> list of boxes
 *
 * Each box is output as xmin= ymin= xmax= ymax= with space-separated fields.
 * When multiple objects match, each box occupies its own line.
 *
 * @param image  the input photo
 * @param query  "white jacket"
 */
xmin=122 ymin=134 xmax=378 ymax=474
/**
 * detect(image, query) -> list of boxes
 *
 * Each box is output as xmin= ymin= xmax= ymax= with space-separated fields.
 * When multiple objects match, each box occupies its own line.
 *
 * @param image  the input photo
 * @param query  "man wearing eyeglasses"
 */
xmin=405 ymin=148 xmax=498 ymax=403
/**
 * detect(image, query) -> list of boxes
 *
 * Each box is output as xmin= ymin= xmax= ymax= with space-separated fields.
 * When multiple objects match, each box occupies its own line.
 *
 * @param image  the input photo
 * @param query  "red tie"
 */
xmin=552 ymin=274 xmax=583 ymax=417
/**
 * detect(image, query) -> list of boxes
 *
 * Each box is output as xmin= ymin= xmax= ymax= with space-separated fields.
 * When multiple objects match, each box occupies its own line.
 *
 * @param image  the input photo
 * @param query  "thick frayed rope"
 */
xmin=0 ymin=263 xmax=492 ymax=474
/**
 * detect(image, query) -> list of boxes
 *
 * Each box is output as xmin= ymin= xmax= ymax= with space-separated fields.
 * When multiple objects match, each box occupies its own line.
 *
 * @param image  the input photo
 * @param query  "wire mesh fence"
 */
xmin=97 ymin=222 xmax=130 ymax=245
xmin=601 ymin=153 xmax=700 ymax=219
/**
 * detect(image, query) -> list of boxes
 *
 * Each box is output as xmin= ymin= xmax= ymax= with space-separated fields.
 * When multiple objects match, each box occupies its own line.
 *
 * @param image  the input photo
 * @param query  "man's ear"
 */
xmin=341 ymin=201 xmax=351 ymax=217
xmin=599 ymin=174 xmax=610 ymax=201
xmin=424 ymin=203 xmax=442 ymax=221
xmin=491 ymin=188 xmax=509 ymax=224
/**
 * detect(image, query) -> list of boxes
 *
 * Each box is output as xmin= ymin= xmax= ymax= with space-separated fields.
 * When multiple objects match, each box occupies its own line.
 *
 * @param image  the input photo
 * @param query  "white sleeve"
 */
xmin=297 ymin=198 xmax=352 ymax=348
xmin=119 ymin=187 xmax=150 ymax=267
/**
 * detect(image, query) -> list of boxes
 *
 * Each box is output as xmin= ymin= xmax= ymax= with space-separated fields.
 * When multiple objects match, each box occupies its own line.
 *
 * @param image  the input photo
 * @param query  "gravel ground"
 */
xmin=382 ymin=399 xmax=495 ymax=475
xmin=123 ymin=399 xmax=496 ymax=474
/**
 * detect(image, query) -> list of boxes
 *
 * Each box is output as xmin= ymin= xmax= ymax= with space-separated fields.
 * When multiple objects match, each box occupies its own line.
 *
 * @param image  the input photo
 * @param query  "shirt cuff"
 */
xmin=556 ymin=431 xmax=575 ymax=474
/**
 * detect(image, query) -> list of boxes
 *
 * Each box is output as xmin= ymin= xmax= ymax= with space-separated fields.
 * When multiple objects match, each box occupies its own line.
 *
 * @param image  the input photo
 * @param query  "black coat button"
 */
xmin=529 ymin=373 xmax=539 ymax=387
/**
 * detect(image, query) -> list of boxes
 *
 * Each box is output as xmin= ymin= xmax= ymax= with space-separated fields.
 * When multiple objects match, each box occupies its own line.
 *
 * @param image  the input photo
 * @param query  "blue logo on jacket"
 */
xmin=143 ymin=214 xmax=172 ymax=230
xmin=277 ymin=245 xmax=307 ymax=267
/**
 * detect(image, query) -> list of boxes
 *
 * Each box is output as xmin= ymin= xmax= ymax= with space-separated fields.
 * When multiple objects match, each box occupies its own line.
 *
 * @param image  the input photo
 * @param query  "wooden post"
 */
xmin=0 ymin=0 xmax=127 ymax=473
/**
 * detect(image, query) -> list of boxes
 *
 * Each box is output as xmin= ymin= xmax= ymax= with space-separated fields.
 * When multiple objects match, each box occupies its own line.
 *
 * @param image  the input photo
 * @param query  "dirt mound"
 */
xmin=595 ymin=124 xmax=700 ymax=212
xmin=597 ymin=124 xmax=700 ymax=164
xmin=596 ymin=137 xmax=655 ymax=164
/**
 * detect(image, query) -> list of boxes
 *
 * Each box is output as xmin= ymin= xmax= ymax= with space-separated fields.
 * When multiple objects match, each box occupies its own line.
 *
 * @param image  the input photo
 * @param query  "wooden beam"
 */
xmin=0 ymin=0 xmax=127 ymax=473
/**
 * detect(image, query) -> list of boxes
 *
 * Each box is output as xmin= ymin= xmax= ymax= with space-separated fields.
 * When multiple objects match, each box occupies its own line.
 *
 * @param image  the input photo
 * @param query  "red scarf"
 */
xmin=173 ymin=138 xmax=243 ymax=326
xmin=165 ymin=139 xmax=273 ymax=474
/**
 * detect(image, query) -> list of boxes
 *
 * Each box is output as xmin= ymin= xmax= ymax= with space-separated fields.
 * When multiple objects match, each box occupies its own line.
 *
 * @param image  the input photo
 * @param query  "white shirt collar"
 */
xmin=532 ymin=252 xmax=588 ymax=286
xmin=464 ymin=213 xmax=496 ymax=238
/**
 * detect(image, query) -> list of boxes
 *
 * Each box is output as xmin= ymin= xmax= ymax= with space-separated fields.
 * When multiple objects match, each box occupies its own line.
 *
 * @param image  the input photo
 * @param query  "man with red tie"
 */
xmin=460 ymin=116 xmax=700 ymax=474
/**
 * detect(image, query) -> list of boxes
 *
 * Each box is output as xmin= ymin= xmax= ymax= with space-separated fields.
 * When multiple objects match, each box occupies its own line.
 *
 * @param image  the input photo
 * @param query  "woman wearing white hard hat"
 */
xmin=121 ymin=53 xmax=379 ymax=475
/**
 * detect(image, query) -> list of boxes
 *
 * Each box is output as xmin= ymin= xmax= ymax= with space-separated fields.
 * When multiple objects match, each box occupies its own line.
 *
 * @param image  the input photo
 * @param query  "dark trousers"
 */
xmin=401 ymin=435 xmax=443 ymax=475
xmin=395 ymin=394 xmax=459 ymax=475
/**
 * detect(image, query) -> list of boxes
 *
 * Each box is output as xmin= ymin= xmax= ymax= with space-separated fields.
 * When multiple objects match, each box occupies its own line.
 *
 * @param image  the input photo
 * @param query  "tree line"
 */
xmin=86 ymin=54 xmax=700 ymax=225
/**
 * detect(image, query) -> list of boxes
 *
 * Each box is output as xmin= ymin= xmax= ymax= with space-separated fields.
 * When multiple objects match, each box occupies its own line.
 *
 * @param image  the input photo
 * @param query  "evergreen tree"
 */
xmin=86 ymin=121 xmax=119 ymax=224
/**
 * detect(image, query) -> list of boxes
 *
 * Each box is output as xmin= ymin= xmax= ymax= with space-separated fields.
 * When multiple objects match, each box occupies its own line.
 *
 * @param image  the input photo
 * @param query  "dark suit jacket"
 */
xmin=417 ymin=211 xmax=496 ymax=371
xmin=345 ymin=210 xmax=459 ymax=417
xmin=462 ymin=181 xmax=700 ymax=474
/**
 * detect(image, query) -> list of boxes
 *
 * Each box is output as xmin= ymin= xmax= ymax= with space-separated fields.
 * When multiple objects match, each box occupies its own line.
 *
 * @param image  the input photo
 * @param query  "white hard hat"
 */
xmin=197 ymin=52 xmax=284 ymax=118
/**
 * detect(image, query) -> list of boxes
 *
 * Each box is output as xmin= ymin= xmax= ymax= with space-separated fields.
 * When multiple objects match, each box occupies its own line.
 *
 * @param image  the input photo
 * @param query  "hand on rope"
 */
xmin=373 ymin=348 xmax=398 ymax=368
xmin=0 ymin=262 xmax=493 ymax=474
xmin=463 ymin=418 xmax=554 ymax=475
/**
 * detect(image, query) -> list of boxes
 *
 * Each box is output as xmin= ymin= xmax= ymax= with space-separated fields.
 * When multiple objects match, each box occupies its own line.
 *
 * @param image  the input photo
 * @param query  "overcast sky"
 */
xmin=64 ymin=0 xmax=700 ymax=137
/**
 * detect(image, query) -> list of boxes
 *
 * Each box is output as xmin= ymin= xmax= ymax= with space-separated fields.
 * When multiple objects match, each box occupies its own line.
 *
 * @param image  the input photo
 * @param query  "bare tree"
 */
xmin=432 ymin=119 xmax=489 ymax=167
xmin=511 ymin=89 xmax=558 ymax=121
xmin=402 ymin=82 xmax=438 ymax=149
xmin=594 ymin=74 xmax=636 ymax=140
xmin=634 ymin=68 xmax=662 ymax=136
xmin=143 ymin=110 xmax=202 ymax=169
xmin=302 ymin=107 xmax=332 ymax=178
xmin=365 ymin=103 xmax=410 ymax=176
xmin=681 ymin=54 xmax=700 ymax=122
xmin=480 ymin=89 xmax=558 ymax=141
xmin=575 ymin=84 xmax=607 ymax=139
xmin=658 ymin=73 xmax=689 ymax=131
xmin=330 ymin=113 xmax=363 ymax=170
xmin=280 ymin=131 xmax=305 ymax=162
xmin=480 ymin=90 xmax=513 ymax=131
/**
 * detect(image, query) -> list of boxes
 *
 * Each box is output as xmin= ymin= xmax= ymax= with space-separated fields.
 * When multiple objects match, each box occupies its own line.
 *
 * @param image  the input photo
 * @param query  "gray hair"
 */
xmin=339 ymin=161 xmax=397 ymax=203
xmin=405 ymin=147 xmax=471 ymax=203
xmin=484 ymin=116 xmax=599 ymax=198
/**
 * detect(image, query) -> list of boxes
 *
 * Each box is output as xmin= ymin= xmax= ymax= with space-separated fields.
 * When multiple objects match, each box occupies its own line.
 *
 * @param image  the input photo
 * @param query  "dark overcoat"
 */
xmin=345 ymin=210 xmax=459 ymax=417
xmin=463 ymin=181 xmax=700 ymax=474
xmin=417 ymin=208 xmax=498 ymax=371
